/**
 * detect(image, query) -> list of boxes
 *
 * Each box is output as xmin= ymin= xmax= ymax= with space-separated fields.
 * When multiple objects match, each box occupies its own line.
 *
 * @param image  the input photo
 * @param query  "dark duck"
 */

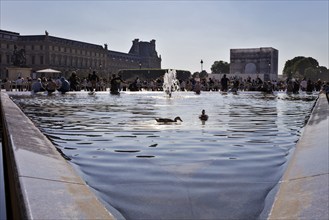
xmin=155 ymin=117 xmax=183 ymax=123
xmin=199 ymin=110 xmax=208 ymax=121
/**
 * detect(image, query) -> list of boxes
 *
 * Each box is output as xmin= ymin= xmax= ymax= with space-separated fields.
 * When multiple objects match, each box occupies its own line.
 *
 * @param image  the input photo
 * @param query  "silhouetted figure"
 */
xmin=110 ymin=74 xmax=124 ymax=95
xmin=199 ymin=110 xmax=208 ymax=121
xmin=58 ymin=77 xmax=70 ymax=94
xmin=221 ymin=74 xmax=229 ymax=92
xmin=89 ymin=71 xmax=99 ymax=91
xmin=69 ymin=71 xmax=80 ymax=91
xmin=306 ymin=79 xmax=314 ymax=93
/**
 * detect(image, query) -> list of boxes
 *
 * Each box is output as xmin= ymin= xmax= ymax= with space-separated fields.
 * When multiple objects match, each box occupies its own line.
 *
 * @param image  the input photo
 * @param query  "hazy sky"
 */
xmin=1 ymin=0 xmax=328 ymax=74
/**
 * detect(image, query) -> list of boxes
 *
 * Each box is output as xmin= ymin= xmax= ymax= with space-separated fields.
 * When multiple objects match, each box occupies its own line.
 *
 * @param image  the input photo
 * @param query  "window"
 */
xmin=31 ymin=55 xmax=35 ymax=65
xmin=40 ymin=56 xmax=44 ymax=65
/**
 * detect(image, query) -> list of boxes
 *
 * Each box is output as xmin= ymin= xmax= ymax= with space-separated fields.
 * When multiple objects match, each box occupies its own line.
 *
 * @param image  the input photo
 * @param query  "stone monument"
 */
xmin=6 ymin=45 xmax=32 ymax=80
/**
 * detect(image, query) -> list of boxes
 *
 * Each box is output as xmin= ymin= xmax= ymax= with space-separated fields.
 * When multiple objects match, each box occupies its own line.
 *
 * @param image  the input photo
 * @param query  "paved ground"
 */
xmin=269 ymin=93 xmax=329 ymax=219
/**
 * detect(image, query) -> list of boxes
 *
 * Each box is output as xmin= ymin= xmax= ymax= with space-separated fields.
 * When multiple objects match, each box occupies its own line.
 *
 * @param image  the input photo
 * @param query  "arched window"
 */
xmin=245 ymin=63 xmax=257 ymax=74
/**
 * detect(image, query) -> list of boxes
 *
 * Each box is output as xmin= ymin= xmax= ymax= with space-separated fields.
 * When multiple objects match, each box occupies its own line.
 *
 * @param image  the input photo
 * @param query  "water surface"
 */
xmin=12 ymin=91 xmax=317 ymax=219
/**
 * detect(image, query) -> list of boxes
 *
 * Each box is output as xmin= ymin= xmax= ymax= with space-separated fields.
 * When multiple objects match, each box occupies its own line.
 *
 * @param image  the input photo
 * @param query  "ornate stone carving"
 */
xmin=11 ymin=45 xmax=27 ymax=67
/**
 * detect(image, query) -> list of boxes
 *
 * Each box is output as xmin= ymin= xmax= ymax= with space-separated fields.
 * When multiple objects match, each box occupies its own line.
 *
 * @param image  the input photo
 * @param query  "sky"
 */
xmin=0 ymin=0 xmax=328 ymax=75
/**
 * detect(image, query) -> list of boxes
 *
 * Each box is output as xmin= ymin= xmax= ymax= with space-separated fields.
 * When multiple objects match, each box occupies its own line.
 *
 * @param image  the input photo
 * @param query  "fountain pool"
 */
xmin=11 ymin=91 xmax=317 ymax=219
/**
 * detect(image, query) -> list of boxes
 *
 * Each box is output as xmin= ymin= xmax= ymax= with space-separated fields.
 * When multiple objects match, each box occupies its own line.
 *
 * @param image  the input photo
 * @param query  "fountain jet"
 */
xmin=162 ymin=69 xmax=180 ymax=97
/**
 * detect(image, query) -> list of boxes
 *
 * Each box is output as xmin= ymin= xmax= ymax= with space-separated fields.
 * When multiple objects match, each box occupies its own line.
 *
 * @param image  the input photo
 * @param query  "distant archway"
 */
xmin=245 ymin=63 xmax=257 ymax=74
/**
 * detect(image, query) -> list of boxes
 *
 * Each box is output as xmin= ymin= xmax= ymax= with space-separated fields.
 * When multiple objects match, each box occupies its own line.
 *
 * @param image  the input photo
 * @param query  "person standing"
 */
xmin=16 ymin=76 xmax=23 ymax=91
xmin=69 ymin=71 xmax=80 ymax=91
xmin=90 ymin=71 xmax=99 ymax=91
xmin=221 ymin=74 xmax=229 ymax=92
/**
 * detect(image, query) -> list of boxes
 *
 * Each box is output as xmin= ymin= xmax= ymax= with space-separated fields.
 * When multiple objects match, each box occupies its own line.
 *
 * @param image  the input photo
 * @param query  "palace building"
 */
xmin=0 ymin=29 xmax=162 ymax=80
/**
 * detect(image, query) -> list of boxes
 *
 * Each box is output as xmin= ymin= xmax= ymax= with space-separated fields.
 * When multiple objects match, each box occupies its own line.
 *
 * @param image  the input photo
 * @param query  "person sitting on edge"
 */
xmin=57 ymin=77 xmax=70 ymax=94
xmin=45 ymin=78 xmax=58 ymax=94
xmin=31 ymin=78 xmax=45 ymax=94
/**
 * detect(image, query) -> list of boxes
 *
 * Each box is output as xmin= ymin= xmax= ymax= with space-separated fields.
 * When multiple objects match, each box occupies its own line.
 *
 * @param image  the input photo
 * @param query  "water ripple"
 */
xmin=11 ymin=91 xmax=317 ymax=219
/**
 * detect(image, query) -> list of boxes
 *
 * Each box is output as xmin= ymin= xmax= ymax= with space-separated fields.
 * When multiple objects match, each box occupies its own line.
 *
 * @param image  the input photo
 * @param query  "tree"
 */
xmin=211 ymin=60 xmax=229 ymax=74
xmin=283 ymin=56 xmax=320 ymax=78
xmin=192 ymin=71 xmax=208 ymax=79
xmin=199 ymin=70 xmax=208 ymax=79
xmin=294 ymin=57 xmax=318 ymax=75
xmin=304 ymin=67 xmax=317 ymax=80
xmin=283 ymin=56 xmax=328 ymax=81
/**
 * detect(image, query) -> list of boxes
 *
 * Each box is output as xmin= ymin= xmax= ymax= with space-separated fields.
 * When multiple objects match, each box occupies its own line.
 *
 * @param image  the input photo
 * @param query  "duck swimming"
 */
xmin=199 ymin=110 xmax=208 ymax=121
xmin=155 ymin=116 xmax=183 ymax=123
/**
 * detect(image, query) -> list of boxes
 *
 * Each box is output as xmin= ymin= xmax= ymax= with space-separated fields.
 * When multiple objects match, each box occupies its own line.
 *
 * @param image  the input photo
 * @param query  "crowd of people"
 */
xmin=1 ymin=71 xmax=328 ymax=96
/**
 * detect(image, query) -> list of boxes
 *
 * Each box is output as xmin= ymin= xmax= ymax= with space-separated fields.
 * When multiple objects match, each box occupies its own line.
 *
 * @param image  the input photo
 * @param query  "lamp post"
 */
xmin=200 ymin=59 xmax=203 ymax=72
xmin=139 ymin=63 xmax=142 ymax=69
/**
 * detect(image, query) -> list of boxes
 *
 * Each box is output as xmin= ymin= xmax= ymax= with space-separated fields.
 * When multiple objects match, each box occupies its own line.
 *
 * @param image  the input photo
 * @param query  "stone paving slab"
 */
xmin=269 ymin=93 xmax=329 ymax=219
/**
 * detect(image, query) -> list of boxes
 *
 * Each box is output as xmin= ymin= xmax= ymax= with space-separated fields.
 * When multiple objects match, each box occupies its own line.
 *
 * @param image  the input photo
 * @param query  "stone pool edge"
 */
xmin=0 ymin=92 xmax=120 ymax=219
xmin=1 ymin=92 xmax=327 ymax=219
xmin=268 ymin=93 xmax=329 ymax=219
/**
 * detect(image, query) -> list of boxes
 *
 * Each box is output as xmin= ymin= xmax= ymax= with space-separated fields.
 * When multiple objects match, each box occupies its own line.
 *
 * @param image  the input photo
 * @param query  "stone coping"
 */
xmin=268 ymin=93 xmax=329 ymax=219
xmin=0 ymin=92 xmax=116 ymax=219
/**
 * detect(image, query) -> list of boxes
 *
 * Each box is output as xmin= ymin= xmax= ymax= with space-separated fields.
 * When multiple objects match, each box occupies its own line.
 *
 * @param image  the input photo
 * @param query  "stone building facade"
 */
xmin=0 ymin=29 xmax=161 ymax=80
xmin=230 ymin=47 xmax=278 ymax=81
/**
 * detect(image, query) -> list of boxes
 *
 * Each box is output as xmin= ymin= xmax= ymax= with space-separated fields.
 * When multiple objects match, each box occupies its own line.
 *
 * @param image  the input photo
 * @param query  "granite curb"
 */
xmin=268 ymin=93 xmax=329 ymax=219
